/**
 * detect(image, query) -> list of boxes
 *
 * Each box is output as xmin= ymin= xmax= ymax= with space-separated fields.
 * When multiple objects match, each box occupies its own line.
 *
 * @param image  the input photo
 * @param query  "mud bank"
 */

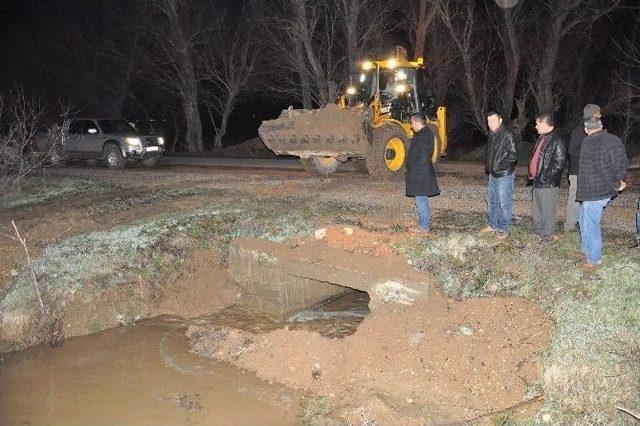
xmin=188 ymin=294 xmax=554 ymax=424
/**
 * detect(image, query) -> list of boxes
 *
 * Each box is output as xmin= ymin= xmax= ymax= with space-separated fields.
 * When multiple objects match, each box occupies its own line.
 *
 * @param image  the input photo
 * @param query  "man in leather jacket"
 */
xmin=528 ymin=113 xmax=567 ymax=242
xmin=481 ymin=111 xmax=517 ymax=238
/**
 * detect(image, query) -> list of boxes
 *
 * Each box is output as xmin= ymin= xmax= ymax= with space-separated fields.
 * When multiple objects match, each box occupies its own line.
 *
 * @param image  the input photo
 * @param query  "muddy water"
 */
xmin=193 ymin=290 xmax=370 ymax=339
xmin=0 ymin=291 xmax=370 ymax=425
xmin=0 ymin=316 xmax=298 ymax=426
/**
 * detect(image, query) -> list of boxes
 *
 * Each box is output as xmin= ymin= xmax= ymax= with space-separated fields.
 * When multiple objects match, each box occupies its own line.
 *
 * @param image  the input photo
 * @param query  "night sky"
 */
xmin=0 ymin=0 xmax=638 ymax=152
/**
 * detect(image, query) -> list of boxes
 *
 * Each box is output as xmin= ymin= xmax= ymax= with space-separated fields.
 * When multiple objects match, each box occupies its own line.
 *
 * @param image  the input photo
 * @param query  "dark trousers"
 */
xmin=532 ymin=187 xmax=559 ymax=237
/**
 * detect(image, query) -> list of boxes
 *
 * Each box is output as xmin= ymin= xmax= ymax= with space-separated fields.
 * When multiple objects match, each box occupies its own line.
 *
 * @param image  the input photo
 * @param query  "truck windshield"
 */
xmin=98 ymin=120 xmax=138 ymax=134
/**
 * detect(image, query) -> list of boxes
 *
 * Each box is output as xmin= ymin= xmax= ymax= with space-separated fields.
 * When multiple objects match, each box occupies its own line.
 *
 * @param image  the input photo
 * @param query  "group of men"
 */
xmin=405 ymin=104 xmax=637 ymax=269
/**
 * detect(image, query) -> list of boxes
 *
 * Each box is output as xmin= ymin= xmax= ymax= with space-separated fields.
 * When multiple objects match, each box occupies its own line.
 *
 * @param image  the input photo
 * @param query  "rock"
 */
xmin=314 ymin=228 xmax=327 ymax=240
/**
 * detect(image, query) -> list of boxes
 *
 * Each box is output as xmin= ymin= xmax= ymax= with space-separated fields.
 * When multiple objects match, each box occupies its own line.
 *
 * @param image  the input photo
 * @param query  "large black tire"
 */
xmin=142 ymin=157 xmax=159 ymax=167
xmin=300 ymin=156 xmax=340 ymax=175
xmin=103 ymin=144 xmax=125 ymax=170
xmin=365 ymin=124 xmax=409 ymax=179
xmin=427 ymin=124 xmax=441 ymax=163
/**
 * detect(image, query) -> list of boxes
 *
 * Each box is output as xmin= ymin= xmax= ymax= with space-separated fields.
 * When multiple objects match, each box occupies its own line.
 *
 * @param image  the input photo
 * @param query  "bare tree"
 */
xmin=404 ymin=0 xmax=439 ymax=59
xmin=336 ymin=0 xmax=397 ymax=71
xmin=200 ymin=4 xmax=258 ymax=150
xmin=484 ymin=0 xmax=525 ymax=127
xmin=258 ymin=0 xmax=348 ymax=107
xmin=608 ymin=16 xmax=640 ymax=147
xmin=437 ymin=0 xmax=498 ymax=133
xmin=529 ymin=0 xmax=621 ymax=114
xmin=142 ymin=0 xmax=206 ymax=152
xmin=40 ymin=0 xmax=148 ymax=117
xmin=0 ymin=90 xmax=67 ymax=197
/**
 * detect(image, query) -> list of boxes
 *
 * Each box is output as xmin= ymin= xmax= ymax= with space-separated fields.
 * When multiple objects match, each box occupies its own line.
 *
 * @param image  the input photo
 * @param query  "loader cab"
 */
xmin=346 ymin=63 xmax=436 ymax=122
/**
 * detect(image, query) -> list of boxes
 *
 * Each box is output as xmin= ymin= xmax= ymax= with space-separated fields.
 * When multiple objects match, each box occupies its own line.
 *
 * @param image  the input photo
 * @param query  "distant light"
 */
xmin=346 ymin=86 xmax=357 ymax=95
xmin=359 ymin=73 xmax=366 ymax=83
xmin=387 ymin=58 xmax=397 ymax=69
xmin=395 ymin=83 xmax=406 ymax=94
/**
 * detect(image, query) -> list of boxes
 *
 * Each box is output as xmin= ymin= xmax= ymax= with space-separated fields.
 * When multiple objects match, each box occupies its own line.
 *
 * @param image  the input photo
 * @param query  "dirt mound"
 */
xmin=189 ymin=294 xmax=554 ymax=424
xmin=221 ymin=138 xmax=276 ymax=158
xmin=258 ymin=104 xmax=369 ymax=156
xmin=314 ymin=225 xmax=413 ymax=257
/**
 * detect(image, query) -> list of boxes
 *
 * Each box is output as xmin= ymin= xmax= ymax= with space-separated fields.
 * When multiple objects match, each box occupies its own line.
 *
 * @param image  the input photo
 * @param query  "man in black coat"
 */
xmin=576 ymin=104 xmax=628 ymax=267
xmin=528 ymin=113 xmax=567 ymax=242
xmin=564 ymin=123 xmax=586 ymax=231
xmin=405 ymin=113 xmax=440 ymax=232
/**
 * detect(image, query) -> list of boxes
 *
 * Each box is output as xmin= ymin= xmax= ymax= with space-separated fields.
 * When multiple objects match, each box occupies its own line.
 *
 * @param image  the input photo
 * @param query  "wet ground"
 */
xmin=0 ymin=292 xmax=369 ymax=425
xmin=0 ymin=317 xmax=299 ymax=426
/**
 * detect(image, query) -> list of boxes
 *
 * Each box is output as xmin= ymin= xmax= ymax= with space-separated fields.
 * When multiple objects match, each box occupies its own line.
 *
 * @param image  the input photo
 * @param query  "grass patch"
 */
xmin=299 ymin=396 xmax=332 ymax=426
xmin=86 ymin=321 xmax=102 ymax=334
xmin=1 ymin=176 xmax=110 ymax=208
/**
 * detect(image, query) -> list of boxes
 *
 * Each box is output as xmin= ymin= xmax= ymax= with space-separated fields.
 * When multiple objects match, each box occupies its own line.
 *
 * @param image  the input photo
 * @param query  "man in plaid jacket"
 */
xmin=576 ymin=104 xmax=628 ymax=268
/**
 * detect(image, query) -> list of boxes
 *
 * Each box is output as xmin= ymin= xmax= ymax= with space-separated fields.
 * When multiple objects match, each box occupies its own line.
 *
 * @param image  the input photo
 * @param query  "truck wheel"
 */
xmin=142 ymin=157 xmax=159 ymax=167
xmin=366 ymin=125 xmax=409 ymax=179
xmin=300 ymin=156 xmax=340 ymax=175
xmin=103 ymin=144 xmax=125 ymax=170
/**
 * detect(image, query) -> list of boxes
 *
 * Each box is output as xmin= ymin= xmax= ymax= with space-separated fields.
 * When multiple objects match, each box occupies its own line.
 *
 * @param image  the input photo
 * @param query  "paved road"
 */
xmin=160 ymin=155 xmax=532 ymax=177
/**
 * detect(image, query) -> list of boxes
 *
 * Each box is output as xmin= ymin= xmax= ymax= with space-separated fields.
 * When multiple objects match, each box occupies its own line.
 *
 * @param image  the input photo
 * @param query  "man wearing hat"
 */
xmin=576 ymin=104 xmax=628 ymax=267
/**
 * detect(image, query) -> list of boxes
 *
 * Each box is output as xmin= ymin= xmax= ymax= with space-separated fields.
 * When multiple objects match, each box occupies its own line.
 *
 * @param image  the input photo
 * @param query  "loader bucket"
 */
xmin=258 ymin=104 xmax=370 ymax=159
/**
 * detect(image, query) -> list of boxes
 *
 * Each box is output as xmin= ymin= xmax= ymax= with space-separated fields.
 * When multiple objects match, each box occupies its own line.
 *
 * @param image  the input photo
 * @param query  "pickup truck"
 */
xmin=62 ymin=119 xmax=165 ymax=169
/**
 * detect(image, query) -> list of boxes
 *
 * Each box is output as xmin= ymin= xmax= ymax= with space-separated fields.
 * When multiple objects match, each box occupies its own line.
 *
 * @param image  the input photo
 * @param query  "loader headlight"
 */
xmin=157 ymin=137 xmax=165 ymax=145
xmin=361 ymin=61 xmax=374 ymax=71
xmin=387 ymin=58 xmax=397 ymax=69
xmin=396 ymin=70 xmax=407 ymax=81
xmin=346 ymin=86 xmax=357 ymax=95
xmin=395 ymin=83 xmax=407 ymax=94
xmin=359 ymin=73 xmax=366 ymax=83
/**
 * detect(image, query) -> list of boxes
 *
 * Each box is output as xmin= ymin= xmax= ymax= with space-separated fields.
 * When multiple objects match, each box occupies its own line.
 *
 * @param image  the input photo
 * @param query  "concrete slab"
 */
xmin=228 ymin=238 xmax=432 ymax=316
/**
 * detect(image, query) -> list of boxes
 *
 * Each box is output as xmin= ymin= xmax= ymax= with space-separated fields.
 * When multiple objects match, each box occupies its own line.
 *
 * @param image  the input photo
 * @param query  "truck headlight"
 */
xmin=125 ymin=137 xmax=141 ymax=146
xmin=157 ymin=137 xmax=165 ymax=145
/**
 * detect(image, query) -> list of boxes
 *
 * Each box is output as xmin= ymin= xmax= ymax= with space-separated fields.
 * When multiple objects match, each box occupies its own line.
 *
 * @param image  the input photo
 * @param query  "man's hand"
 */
xmin=618 ymin=181 xmax=627 ymax=191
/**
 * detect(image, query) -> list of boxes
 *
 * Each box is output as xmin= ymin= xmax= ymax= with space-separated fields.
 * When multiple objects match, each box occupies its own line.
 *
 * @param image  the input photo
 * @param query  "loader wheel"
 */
xmin=300 ymin=156 xmax=340 ymax=175
xmin=427 ymin=124 xmax=441 ymax=164
xmin=366 ymin=125 xmax=409 ymax=179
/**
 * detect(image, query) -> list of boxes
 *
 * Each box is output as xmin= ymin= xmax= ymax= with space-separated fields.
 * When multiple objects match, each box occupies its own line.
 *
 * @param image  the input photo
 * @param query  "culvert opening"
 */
xmin=286 ymin=289 xmax=370 ymax=338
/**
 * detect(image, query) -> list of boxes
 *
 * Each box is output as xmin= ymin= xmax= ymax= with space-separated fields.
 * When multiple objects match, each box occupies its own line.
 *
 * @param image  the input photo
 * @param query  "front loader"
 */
xmin=258 ymin=49 xmax=447 ymax=178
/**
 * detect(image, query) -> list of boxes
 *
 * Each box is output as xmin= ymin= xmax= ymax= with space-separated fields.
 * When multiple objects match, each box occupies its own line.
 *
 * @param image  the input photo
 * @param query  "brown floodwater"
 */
xmin=0 ymin=316 xmax=298 ymax=426
xmin=0 ymin=290 xmax=370 ymax=425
